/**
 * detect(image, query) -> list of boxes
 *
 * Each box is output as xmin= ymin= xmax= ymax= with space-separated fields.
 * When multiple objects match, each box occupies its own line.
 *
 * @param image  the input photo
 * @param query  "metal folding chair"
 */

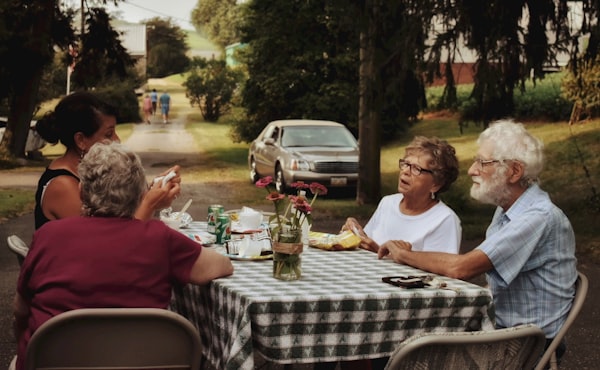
xmin=385 ymin=324 xmax=547 ymax=370
xmin=6 ymin=234 xmax=28 ymax=266
xmin=24 ymin=308 xmax=201 ymax=370
xmin=534 ymin=271 xmax=589 ymax=370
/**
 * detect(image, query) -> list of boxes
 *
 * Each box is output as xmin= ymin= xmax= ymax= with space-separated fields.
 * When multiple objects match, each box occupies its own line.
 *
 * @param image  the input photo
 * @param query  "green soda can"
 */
xmin=207 ymin=204 xmax=224 ymax=234
xmin=216 ymin=214 xmax=231 ymax=244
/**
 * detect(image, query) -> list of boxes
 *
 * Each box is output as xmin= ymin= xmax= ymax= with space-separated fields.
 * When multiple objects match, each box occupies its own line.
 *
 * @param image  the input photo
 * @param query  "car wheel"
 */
xmin=275 ymin=164 xmax=286 ymax=193
xmin=249 ymin=157 xmax=259 ymax=184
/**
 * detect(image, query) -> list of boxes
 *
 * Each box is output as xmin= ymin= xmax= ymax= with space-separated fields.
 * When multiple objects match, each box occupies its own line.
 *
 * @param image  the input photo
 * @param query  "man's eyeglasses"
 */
xmin=472 ymin=157 xmax=502 ymax=171
xmin=399 ymin=159 xmax=434 ymax=176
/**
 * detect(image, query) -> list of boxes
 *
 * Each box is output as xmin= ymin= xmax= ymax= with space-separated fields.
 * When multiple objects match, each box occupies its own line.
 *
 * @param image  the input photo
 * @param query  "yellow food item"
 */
xmin=309 ymin=230 xmax=361 ymax=251
xmin=337 ymin=230 xmax=362 ymax=249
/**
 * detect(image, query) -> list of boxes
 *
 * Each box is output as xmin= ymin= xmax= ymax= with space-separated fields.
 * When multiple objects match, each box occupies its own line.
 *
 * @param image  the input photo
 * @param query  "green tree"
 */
xmin=236 ymin=0 xmax=360 ymax=143
xmin=237 ymin=0 xmax=431 ymax=203
xmin=71 ymin=7 xmax=134 ymax=90
xmin=145 ymin=18 xmax=190 ymax=78
xmin=191 ymin=0 xmax=245 ymax=49
xmin=0 ymin=0 xmax=137 ymax=161
xmin=183 ymin=58 xmax=243 ymax=122
xmin=426 ymin=0 xmax=597 ymax=126
xmin=0 ymin=0 xmax=73 ymax=162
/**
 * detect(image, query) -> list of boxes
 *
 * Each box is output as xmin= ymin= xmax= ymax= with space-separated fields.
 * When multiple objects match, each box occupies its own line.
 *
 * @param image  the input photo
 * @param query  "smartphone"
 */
xmin=382 ymin=276 xmax=427 ymax=289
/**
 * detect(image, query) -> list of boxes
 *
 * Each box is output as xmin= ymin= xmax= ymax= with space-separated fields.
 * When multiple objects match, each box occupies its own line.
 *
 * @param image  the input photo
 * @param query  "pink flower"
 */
xmin=255 ymin=176 xmax=327 ymax=241
xmin=294 ymin=199 xmax=312 ymax=214
xmin=256 ymin=176 xmax=273 ymax=188
xmin=266 ymin=192 xmax=285 ymax=202
xmin=291 ymin=181 xmax=310 ymax=190
xmin=309 ymin=182 xmax=328 ymax=196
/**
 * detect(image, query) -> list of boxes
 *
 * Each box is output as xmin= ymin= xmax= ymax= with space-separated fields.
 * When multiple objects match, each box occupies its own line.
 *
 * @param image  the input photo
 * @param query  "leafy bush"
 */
xmin=561 ymin=55 xmax=600 ymax=122
xmin=514 ymin=72 xmax=572 ymax=121
xmin=425 ymin=84 xmax=473 ymax=111
xmin=426 ymin=72 xmax=572 ymax=122
xmin=94 ymin=82 xmax=141 ymax=124
xmin=183 ymin=58 xmax=244 ymax=122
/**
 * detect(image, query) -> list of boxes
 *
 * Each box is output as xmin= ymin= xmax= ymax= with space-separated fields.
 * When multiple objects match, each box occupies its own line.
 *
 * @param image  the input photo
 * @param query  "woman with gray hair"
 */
xmin=343 ymin=136 xmax=461 ymax=254
xmin=12 ymin=141 xmax=234 ymax=370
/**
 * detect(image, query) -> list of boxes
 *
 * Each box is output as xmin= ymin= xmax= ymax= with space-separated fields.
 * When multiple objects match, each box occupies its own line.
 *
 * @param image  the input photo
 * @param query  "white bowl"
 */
xmin=160 ymin=212 xmax=193 ymax=229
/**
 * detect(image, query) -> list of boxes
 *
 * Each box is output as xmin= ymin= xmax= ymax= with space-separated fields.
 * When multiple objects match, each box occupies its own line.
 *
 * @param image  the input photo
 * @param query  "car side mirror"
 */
xmin=264 ymin=138 xmax=275 ymax=145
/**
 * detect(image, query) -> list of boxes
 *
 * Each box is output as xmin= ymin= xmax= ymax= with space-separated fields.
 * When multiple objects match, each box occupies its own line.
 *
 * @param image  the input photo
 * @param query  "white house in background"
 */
xmin=115 ymin=24 xmax=147 ymax=77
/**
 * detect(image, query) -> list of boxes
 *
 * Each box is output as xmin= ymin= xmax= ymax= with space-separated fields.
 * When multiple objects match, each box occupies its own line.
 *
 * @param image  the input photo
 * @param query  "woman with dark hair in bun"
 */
xmin=34 ymin=92 xmax=180 ymax=229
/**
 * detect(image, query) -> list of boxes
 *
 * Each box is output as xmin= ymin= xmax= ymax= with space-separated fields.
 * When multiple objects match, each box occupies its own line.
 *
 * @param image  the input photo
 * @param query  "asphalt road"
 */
xmin=1 ymin=114 xmax=599 ymax=369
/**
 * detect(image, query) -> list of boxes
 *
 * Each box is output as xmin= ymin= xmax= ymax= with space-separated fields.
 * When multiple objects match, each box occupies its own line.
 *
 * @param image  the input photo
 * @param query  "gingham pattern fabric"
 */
xmin=170 ymin=223 xmax=495 ymax=370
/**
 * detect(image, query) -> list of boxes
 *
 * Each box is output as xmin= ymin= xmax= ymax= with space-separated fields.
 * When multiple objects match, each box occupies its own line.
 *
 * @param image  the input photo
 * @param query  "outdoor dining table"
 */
xmin=170 ymin=221 xmax=495 ymax=370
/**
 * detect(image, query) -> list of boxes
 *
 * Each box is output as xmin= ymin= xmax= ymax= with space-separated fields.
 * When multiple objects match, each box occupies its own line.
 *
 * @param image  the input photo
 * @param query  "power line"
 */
xmin=119 ymin=0 xmax=194 ymax=28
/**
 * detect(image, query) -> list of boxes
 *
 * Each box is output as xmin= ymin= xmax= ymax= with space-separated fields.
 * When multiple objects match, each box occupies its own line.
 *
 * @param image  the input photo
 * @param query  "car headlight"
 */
xmin=290 ymin=159 xmax=310 ymax=171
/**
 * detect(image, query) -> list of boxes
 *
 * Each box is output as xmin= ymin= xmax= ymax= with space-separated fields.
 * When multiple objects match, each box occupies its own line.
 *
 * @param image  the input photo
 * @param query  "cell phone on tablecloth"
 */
xmin=382 ymin=276 xmax=428 ymax=289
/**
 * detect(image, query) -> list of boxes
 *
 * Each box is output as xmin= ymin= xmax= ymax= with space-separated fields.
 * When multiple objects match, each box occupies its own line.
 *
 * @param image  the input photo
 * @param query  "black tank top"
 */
xmin=34 ymin=168 xmax=80 ymax=230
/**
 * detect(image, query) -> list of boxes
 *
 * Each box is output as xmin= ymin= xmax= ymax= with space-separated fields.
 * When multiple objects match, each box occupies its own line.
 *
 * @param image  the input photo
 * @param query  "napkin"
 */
xmin=238 ymin=207 xmax=263 ymax=230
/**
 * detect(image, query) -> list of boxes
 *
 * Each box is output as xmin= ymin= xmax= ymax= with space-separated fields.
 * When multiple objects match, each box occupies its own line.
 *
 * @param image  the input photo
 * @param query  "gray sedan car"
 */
xmin=248 ymin=119 xmax=359 ymax=193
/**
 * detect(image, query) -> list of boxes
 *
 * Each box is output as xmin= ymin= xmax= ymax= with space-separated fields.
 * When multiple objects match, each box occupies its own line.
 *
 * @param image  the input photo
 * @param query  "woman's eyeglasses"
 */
xmin=399 ymin=159 xmax=434 ymax=176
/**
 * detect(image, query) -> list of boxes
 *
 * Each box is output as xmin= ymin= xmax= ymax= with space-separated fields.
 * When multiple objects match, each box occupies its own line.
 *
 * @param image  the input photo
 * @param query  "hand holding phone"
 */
xmin=153 ymin=170 xmax=177 ymax=187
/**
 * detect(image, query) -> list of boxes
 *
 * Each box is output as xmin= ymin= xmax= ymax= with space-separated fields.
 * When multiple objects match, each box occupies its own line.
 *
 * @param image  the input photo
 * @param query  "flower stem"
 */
xmin=310 ymin=193 xmax=318 ymax=207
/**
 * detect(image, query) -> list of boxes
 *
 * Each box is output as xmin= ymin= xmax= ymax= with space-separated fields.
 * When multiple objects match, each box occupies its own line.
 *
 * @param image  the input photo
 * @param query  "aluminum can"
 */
xmin=207 ymin=204 xmax=224 ymax=234
xmin=216 ymin=214 xmax=231 ymax=244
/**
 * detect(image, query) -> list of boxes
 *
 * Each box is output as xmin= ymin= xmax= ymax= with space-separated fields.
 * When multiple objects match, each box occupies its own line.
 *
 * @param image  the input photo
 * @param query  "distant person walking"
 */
xmin=159 ymin=90 xmax=171 ymax=124
xmin=150 ymin=89 xmax=158 ymax=116
xmin=143 ymin=94 xmax=152 ymax=124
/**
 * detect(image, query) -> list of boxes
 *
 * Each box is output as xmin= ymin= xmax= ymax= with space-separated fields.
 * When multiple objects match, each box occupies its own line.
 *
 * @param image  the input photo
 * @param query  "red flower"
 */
xmin=266 ymin=191 xmax=285 ymax=202
xmin=294 ymin=199 xmax=312 ymax=214
xmin=291 ymin=181 xmax=310 ymax=190
xmin=257 ymin=177 xmax=327 ymax=240
xmin=309 ymin=182 xmax=328 ymax=196
xmin=256 ymin=176 xmax=273 ymax=188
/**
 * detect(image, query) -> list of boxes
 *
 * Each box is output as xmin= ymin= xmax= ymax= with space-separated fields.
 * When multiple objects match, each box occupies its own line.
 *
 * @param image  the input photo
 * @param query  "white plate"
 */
xmin=185 ymin=231 xmax=216 ymax=245
xmin=224 ymin=253 xmax=273 ymax=261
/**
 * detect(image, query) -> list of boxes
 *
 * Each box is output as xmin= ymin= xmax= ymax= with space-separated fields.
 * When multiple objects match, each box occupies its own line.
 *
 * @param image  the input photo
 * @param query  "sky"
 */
xmin=93 ymin=0 xmax=198 ymax=30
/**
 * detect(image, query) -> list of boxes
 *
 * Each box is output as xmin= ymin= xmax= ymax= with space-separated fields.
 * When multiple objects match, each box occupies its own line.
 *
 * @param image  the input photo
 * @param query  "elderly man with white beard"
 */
xmin=378 ymin=119 xmax=577 ymax=365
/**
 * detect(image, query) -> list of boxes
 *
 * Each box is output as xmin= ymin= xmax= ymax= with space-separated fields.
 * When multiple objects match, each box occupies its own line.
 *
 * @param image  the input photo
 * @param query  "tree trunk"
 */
xmin=0 ymin=0 xmax=54 ymax=161
xmin=356 ymin=0 xmax=381 ymax=205
xmin=0 ymin=71 xmax=45 ymax=160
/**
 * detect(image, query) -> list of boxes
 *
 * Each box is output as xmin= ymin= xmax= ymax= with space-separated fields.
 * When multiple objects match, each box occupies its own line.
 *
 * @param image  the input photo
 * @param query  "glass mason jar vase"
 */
xmin=272 ymin=229 xmax=303 ymax=281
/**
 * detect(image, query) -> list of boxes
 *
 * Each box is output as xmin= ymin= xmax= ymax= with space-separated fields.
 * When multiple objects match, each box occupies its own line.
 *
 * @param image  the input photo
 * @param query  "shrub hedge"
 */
xmin=426 ymin=71 xmax=574 ymax=123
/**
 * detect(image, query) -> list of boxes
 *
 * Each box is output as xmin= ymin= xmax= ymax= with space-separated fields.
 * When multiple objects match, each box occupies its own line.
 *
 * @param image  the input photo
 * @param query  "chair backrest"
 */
xmin=534 ymin=271 xmax=589 ymax=370
xmin=25 ymin=308 xmax=201 ymax=370
xmin=7 ymin=234 xmax=28 ymax=266
xmin=385 ymin=324 xmax=546 ymax=370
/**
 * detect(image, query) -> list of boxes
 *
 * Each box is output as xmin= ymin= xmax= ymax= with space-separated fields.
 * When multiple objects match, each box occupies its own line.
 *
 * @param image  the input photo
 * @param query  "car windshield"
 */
xmin=280 ymin=126 xmax=357 ymax=147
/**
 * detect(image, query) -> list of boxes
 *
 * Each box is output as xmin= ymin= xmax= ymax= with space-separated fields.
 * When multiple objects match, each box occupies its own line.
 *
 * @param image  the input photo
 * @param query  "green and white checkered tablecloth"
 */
xmin=170 ymin=222 xmax=495 ymax=370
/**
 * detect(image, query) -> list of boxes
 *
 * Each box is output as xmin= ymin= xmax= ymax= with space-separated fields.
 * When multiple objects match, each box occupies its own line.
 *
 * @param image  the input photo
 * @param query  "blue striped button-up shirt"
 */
xmin=477 ymin=184 xmax=577 ymax=338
